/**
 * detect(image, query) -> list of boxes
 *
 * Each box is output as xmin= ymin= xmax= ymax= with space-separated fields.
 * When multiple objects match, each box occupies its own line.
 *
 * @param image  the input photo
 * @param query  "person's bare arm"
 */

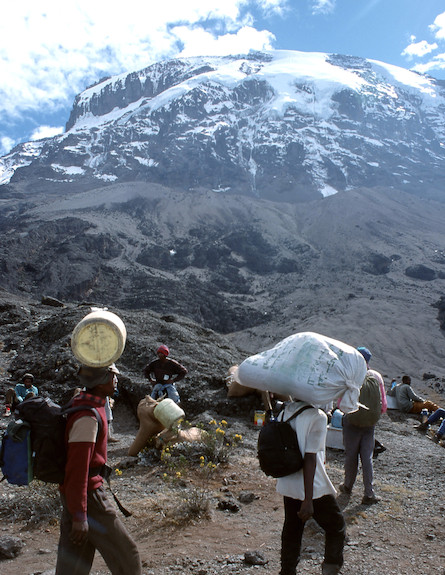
xmin=298 ymin=452 xmax=317 ymax=522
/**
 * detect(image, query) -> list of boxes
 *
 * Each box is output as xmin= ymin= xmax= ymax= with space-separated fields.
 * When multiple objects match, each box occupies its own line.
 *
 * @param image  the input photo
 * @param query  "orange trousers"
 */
xmin=410 ymin=400 xmax=440 ymax=414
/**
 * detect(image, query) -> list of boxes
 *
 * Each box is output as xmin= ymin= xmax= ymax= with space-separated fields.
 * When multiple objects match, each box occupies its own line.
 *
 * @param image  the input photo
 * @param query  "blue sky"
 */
xmin=1 ymin=0 xmax=444 ymax=157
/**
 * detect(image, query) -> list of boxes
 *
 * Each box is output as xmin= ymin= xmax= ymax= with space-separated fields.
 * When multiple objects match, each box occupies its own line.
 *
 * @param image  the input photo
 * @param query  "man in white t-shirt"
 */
xmin=276 ymin=401 xmax=345 ymax=575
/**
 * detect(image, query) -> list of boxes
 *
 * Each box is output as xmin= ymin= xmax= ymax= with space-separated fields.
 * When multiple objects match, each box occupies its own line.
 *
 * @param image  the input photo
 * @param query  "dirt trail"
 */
xmin=1 ymin=407 xmax=445 ymax=575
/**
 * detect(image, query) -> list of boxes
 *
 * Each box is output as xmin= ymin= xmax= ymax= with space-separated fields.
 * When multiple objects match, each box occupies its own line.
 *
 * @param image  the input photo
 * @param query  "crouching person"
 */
xmin=56 ymin=364 xmax=142 ymax=575
xmin=277 ymin=400 xmax=345 ymax=575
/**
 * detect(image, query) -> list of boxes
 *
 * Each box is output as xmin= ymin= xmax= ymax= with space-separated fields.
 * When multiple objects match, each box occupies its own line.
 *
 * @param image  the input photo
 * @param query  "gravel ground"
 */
xmin=1 ymin=405 xmax=445 ymax=575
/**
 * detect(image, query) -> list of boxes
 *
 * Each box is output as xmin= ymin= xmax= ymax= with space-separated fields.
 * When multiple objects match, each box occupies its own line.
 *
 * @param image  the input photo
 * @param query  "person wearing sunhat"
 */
xmin=144 ymin=344 xmax=188 ymax=404
xmin=55 ymin=364 xmax=142 ymax=575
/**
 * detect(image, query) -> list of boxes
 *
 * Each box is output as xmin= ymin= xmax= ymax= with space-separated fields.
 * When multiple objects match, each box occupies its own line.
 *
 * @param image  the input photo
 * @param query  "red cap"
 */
xmin=157 ymin=345 xmax=169 ymax=357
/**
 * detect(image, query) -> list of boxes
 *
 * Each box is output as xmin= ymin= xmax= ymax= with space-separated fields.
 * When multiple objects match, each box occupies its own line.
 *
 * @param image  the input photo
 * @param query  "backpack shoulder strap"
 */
xmin=62 ymin=404 xmax=102 ymax=434
xmin=284 ymin=404 xmax=313 ymax=423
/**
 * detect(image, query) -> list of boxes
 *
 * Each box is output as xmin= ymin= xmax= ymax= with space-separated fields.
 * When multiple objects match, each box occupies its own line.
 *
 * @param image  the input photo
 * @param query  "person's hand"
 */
xmin=297 ymin=499 xmax=314 ymax=522
xmin=70 ymin=520 xmax=89 ymax=545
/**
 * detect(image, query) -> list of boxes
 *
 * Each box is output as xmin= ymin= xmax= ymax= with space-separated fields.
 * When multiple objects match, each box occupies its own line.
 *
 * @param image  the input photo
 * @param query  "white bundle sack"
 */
xmin=236 ymin=332 xmax=367 ymax=413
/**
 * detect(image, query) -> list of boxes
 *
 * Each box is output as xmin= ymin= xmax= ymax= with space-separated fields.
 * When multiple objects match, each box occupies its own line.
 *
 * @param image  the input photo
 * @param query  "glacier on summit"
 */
xmin=1 ymin=50 xmax=445 ymax=201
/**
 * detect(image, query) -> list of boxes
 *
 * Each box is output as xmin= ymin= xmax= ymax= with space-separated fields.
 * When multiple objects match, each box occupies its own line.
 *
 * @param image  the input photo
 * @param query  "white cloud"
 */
xmin=31 ymin=125 xmax=64 ymax=141
xmin=257 ymin=0 xmax=288 ymax=17
xmin=412 ymin=53 xmax=445 ymax=75
xmin=0 ymin=137 xmax=16 ymax=156
xmin=311 ymin=0 xmax=335 ymax=16
xmin=402 ymin=39 xmax=438 ymax=60
xmin=430 ymin=11 xmax=445 ymax=40
xmin=0 ymin=0 xmax=286 ymax=119
xmin=401 ymin=12 xmax=445 ymax=75
xmin=174 ymin=25 xmax=275 ymax=57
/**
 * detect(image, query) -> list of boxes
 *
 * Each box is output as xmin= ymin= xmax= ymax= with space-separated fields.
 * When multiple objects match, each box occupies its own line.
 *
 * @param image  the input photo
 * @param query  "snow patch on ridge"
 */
xmin=320 ymin=185 xmax=338 ymax=197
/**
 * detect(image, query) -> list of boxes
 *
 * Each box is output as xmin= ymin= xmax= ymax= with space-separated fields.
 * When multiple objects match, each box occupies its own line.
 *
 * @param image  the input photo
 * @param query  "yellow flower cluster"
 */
xmin=115 ymin=468 xmax=123 ymax=476
xmin=209 ymin=419 xmax=227 ymax=427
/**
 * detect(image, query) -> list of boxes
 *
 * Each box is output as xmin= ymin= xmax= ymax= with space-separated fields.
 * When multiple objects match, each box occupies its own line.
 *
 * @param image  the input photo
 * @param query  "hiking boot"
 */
xmin=322 ymin=562 xmax=342 ymax=575
xmin=432 ymin=433 xmax=443 ymax=444
xmin=373 ymin=444 xmax=387 ymax=458
xmin=338 ymin=483 xmax=351 ymax=495
xmin=361 ymin=495 xmax=381 ymax=505
xmin=415 ymin=422 xmax=429 ymax=432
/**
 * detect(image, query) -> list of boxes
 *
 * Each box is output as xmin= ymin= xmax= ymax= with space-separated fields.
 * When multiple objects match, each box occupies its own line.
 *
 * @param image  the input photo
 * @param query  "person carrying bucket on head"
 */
xmin=144 ymin=345 xmax=188 ymax=404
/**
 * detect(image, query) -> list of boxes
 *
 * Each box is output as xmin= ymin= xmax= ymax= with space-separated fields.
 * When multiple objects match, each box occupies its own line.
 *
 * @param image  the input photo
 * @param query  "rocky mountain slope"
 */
xmin=0 ymin=49 xmax=444 ymax=386
xmin=0 ymin=182 xmax=444 ymax=382
xmin=1 ymin=51 xmax=445 ymax=202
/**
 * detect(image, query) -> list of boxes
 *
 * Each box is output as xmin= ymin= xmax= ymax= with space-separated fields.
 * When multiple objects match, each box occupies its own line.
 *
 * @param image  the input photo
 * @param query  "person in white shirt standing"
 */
xmin=276 ymin=400 xmax=345 ymax=575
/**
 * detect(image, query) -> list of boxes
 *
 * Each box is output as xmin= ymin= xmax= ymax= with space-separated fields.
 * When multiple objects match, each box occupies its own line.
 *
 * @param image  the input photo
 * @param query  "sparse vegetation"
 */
xmin=164 ymin=487 xmax=212 ymax=526
xmin=0 ymin=481 xmax=60 ymax=526
xmin=158 ymin=419 xmax=243 ymax=478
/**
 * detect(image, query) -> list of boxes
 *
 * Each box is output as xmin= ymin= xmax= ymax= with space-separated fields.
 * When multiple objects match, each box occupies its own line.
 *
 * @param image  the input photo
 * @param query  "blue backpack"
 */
xmin=0 ymin=420 xmax=33 ymax=486
xmin=0 ymin=396 xmax=101 ymax=486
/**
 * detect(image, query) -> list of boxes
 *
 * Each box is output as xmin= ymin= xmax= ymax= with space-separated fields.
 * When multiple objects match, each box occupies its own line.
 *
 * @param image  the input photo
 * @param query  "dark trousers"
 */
xmin=280 ymin=494 xmax=345 ymax=575
xmin=56 ymin=486 xmax=142 ymax=575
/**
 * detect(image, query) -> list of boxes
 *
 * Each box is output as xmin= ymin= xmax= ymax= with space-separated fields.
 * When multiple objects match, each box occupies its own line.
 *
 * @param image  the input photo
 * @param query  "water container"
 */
xmin=71 ymin=310 xmax=127 ymax=367
xmin=153 ymin=398 xmax=185 ymax=429
xmin=254 ymin=410 xmax=266 ymax=426
xmin=331 ymin=409 xmax=344 ymax=428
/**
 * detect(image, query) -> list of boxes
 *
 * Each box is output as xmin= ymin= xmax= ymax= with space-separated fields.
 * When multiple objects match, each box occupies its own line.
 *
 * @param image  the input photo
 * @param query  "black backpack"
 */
xmin=0 ymin=396 xmax=101 ymax=485
xmin=257 ymin=404 xmax=312 ymax=478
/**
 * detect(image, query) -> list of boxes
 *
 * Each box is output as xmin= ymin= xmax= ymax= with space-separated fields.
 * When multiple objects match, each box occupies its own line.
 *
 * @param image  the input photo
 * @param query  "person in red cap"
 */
xmin=56 ymin=364 xmax=142 ymax=575
xmin=144 ymin=345 xmax=187 ymax=404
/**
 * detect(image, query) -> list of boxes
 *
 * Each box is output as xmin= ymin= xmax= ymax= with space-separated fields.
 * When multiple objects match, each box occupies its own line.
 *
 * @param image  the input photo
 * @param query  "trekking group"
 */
xmin=1 ymin=331 xmax=443 ymax=575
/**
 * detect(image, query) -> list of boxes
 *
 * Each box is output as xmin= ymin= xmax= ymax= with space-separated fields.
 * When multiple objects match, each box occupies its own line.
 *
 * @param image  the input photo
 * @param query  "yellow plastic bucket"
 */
xmin=71 ymin=310 xmax=127 ymax=367
xmin=153 ymin=398 xmax=185 ymax=429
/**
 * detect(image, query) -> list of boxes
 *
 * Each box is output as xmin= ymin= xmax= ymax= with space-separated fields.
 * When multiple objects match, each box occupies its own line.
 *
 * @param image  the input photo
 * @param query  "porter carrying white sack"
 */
xmin=236 ymin=332 xmax=367 ymax=413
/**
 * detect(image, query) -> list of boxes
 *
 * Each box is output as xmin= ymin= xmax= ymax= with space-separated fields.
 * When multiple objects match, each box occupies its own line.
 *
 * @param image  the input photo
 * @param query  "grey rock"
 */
xmin=238 ymin=490 xmax=256 ymax=504
xmin=217 ymin=497 xmax=240 ymax=512
xmin=243 ymin=550 xmax=268 ymax=565
xmin=0 ymin=535 xmax=23 ymax=559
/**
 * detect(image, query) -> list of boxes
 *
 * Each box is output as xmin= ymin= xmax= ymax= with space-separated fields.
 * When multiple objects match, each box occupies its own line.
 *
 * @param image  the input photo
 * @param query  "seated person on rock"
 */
xmin=144 ymin=345 xmax=187 ymax=404
xmin=388 ymin=375 xmax=440 ymax=415
xmin=5 ymin=372 xmax=38 ymax=411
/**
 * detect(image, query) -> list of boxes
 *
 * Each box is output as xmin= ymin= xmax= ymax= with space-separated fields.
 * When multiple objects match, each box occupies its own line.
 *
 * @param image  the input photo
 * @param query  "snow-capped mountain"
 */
xmin=1 ymin=50 xmax=445 ymax=201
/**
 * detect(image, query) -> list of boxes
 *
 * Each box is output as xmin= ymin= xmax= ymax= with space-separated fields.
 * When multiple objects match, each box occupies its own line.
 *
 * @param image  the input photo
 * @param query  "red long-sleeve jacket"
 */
xmin=60 ymin=392 xmax=107 ymax=522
